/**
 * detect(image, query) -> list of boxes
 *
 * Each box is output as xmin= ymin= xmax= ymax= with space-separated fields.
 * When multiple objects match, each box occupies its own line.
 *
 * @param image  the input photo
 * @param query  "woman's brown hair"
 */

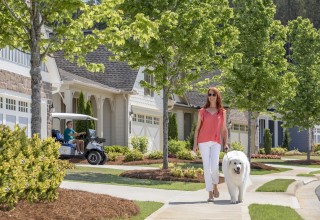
xmin=203 ymin=87 xmax=224 ymax=113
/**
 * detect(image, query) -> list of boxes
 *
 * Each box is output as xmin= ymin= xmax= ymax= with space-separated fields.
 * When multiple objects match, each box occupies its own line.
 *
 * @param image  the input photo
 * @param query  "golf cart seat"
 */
xmin=52 ymin=129 xmax=76 ymax=148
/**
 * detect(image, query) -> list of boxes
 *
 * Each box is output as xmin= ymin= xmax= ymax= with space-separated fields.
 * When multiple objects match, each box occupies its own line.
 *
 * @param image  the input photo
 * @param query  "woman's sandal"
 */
xmin=213 ymin=190 xmax=220 ymax=198
xmin=207 ymin=198 xmax=214 ymax=202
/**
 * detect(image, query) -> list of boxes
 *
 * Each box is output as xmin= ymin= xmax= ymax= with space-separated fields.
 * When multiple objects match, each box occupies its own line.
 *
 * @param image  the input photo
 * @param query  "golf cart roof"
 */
xmin=52 ymin=113 xmax=97 ymax=121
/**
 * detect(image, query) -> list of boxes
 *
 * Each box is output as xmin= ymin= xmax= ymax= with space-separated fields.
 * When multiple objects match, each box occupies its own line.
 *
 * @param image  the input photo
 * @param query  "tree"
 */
xmin=277 ymin=17 xmax=320 ymax=161
xmin=75 ymin=91 xmax=86 ymax=132
xmin=111 ymin=0 xmax=239 ymax=169
xmin=168 ymin=112 xmax=178 ymax=140
xmin=0 ymin=0 xmax=152 ymax=137
xmin=263 ymin=128 xmax=272 ymax=155
xmin=220 ymin=0 xmax=293 ymax=161
xmin=85 ymin=100 xmax=95 ymax=130
xmin=282 ymin=128 xmax=290 ymax=150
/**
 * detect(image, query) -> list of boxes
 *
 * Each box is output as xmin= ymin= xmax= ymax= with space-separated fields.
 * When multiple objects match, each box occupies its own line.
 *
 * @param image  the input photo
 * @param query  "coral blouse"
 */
xmin=197 ymin=108 xmax=224 ymax=144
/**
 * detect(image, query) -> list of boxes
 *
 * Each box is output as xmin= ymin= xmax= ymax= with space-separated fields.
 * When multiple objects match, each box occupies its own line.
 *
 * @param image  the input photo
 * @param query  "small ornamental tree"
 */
xmin=282 ymin=129 xmax=290 ymax=150
xmin=168 ymin=113 xmax=178 ymax=140
xmin=75 ymin=91 xmax=87 ymax=133
xmin=264 ymin=129 xmax=272 ymax=155
xmin=85 ymin=101 xmax=95 ymax=130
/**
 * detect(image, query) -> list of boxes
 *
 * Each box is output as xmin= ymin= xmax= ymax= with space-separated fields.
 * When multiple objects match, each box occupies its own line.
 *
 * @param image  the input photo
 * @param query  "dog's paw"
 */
xmin=238 ymin=200 xmax=243 ymax=203
xmin=230 ymin=200 xmax=237 ymax=204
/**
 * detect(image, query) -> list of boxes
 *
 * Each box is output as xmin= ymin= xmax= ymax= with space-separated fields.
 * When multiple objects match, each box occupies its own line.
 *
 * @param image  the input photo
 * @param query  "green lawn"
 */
xmin=66 ymin=167 xmax=205 ymax=191
xmin=256 ymin=179 xmax=296 ymax=192
xmin=251 ymin=167 xmax=291 ymax=175
xmin=249 ymin=204 xmax=303 ymax=220
xmin=128 ymin=201 xmax=164 ymax=220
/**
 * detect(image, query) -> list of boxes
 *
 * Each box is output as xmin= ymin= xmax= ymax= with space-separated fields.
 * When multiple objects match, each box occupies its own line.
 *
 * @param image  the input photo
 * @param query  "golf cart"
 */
xmin=51 ymin=113 xmax=107 ymax=165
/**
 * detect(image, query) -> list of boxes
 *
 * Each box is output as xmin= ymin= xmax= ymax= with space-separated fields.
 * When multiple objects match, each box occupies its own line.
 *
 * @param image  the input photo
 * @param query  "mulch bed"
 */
xmin=0 ymin=189 xmax=139 ymax=220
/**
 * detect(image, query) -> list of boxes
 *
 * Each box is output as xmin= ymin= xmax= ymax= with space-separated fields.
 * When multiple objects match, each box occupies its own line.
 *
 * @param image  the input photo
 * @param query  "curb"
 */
xmin=287 ymin=178 xmax=319 ymax=196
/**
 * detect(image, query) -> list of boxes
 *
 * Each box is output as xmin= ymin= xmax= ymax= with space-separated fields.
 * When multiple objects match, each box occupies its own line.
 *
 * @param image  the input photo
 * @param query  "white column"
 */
xmin=264 ymin=118 xmax=269 ymax=129
xmin=176 ymin=111 xmax=184 ymax=140
xmin=274 ymin=120 xmax=278 ymax=147
xmin=97 ymin=97 xmax=104 ymax=138
xmin=64 ymin=90 xmax=73 ymax=113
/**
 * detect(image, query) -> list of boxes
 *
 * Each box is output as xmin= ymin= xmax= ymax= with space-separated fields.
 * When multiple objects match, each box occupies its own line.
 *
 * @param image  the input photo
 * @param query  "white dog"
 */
xmin=222 ymin=150 xmax=251 ymax=204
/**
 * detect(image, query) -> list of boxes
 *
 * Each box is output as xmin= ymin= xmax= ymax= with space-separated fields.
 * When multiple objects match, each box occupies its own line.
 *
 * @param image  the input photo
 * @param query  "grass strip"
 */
xmin=256 ymin=179 xmax=295 ymax=192
xmin=249 ymin=204 xmax=303 ymax=220
xmin=128 ymin=201 xmax=164 ymax=220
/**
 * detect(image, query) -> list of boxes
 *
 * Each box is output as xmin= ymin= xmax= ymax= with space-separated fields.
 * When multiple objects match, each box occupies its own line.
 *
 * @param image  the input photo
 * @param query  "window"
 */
xmin=153 ymin=117 xmax=160 ymax=125
xmin=314 ymin=128 xmax=320 ymax=143
xmin=146 ymin=116 xmax=153 ymax=124
xmin=144 ymin=73 xmax=154 ymax=97
xmin=0 ymin=46 xmax=48 ymax=72
xmin=0 ymin=97 xmax=2 ymax=108
xmin=18 ymin=101 xmax=28 ymax=113
xmin=231 ymin=124 xmax=248 ymax=132
xmin=132 ymin=114 xmax=137 ymax=122
xmin=6 ymin=98 xmax=16 ymax=111
xmin=138 ymin=114 xmax=144 ymax=123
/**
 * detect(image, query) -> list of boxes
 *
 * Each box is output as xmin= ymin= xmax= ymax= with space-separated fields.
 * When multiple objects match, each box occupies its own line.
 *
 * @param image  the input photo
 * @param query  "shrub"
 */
xmin=219 ymin=151 xmax=225 ymax=159
xmin=124 ymin=150 xmax=144 ymax=162
xmin=168 ymin=112 xmax=178 ymax=140
xmin=159 ymin=162 xmax=176 ymax=169
xmin=168 ymin=140 xmax=187 ymax=155
xmin=258 ymin=148 xmax=265 ymax=154
xmin=169 ymin=167 xmax=184 ymax=178
xmin=131 ymin=136 xmax=148 ymax=153
xmin=271 ymin=147 xmax=287 ymax=155
xmin=183 ymin=168 xmax=197 ymax=178
xmin=312 ymin=143 xmax=320 ymax=152
xmin=176 ymin=150 xmax=196 ymax=160
xmin=147 ymin=151 xmax=163 ymax=159
xmin=104 ymin=145 xmax=129 ymax=154
xmin=230 ymin=142 xmax=245 ymax=151
xmin=107 ymin=152 xmax=122 ymax=161
xmin=284 ymin=149 xmax=302 ymax=155
xmin=0 ymin=125 xmax=68 ymax=209
xmin=169 ymin=167 xmax=202 ymax=179
xmin=264 ymin=129 xmax=272 ymax=155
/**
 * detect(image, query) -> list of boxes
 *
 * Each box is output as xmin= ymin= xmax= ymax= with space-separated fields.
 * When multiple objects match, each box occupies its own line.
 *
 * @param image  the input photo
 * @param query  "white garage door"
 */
xmin=131 ymin=114 xmax=161 ymax=152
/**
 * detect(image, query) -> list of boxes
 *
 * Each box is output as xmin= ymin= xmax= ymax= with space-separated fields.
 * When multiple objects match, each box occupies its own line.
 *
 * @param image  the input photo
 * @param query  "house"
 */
xmin=0 ymin=46 xmax=60 ymax=138
xmin=53 ymin=46 xmax=163 ymax=151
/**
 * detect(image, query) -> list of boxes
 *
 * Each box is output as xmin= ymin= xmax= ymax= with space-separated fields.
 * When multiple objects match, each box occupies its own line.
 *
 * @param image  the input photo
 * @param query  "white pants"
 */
xmin=199 ymin=141 xmax=221 ymax=191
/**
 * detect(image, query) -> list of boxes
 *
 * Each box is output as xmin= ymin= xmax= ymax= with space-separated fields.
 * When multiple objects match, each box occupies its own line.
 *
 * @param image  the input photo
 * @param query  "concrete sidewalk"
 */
xmin=62 ymin=164 xmax=320 ymax=220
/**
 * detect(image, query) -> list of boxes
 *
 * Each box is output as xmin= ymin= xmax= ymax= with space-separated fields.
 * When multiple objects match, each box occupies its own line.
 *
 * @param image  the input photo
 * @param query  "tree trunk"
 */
xmin=307 ymin=128 xmax=311 ymax=162
xmin=247 ymin=111 xmax=252 ymax=162
xmin=30 ymin=1 xmax=42 ymax=137
xmin=162 ymin=85 xmax=169 ymax=169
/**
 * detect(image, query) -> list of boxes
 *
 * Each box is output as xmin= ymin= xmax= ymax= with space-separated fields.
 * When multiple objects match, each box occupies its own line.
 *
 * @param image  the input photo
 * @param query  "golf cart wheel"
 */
xmin=86 ymin=150 xmax=102 ymax=165
xmin=99 ymin=152 xmax=107 ymax=165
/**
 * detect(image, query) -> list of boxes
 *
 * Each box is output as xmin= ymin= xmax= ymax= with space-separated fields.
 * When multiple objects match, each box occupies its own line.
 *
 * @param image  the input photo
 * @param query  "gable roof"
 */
xmin=55 ymin=46 xmax=138 ymax=91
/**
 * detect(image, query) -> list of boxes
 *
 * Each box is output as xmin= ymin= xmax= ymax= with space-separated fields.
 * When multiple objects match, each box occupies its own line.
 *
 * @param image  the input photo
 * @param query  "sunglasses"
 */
xmin=208 ymin=93 xmax=217 ymax=97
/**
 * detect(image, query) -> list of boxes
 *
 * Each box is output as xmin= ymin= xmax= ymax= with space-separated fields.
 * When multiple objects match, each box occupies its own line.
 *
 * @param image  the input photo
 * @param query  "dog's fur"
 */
xmin=222 ymin=150 xmax=250 ymax=204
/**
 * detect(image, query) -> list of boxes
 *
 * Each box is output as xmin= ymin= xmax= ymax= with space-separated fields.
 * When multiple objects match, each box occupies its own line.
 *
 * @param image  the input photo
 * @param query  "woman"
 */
xmin=193 ymin=87 xmax=229 ymax=202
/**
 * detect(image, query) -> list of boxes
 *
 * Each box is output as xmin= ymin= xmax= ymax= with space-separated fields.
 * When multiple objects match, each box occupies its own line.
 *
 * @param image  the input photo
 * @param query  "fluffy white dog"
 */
xmin=222 ymin=150 xmax=251 ymax=204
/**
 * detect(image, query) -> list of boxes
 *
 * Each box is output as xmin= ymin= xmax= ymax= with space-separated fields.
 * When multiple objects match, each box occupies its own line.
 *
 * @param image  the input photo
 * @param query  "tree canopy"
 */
xmin=109 ymin=0 xmax=239 ymax=168
xmin=220 ymin=0 xmax=294 ymax=158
